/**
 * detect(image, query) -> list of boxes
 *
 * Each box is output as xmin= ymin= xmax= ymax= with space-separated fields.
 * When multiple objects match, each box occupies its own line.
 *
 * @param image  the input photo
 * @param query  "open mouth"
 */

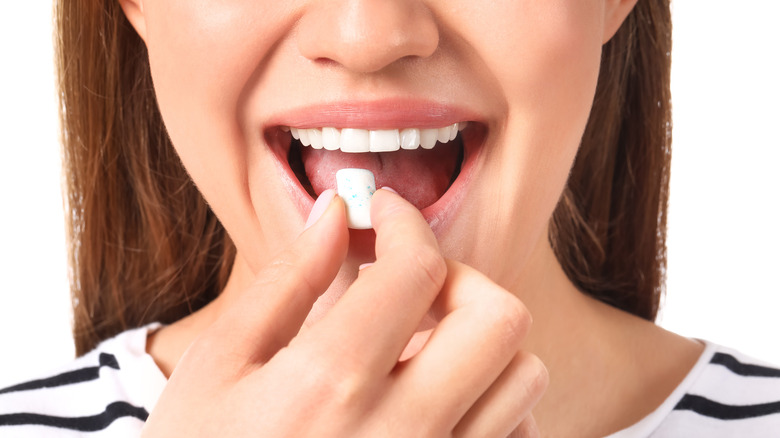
xmin=282 ymin=122 xmax=483 ymax=212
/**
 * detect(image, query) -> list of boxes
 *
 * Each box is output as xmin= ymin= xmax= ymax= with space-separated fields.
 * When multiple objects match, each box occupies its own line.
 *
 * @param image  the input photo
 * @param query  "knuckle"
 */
xmin=266 ymin=237 xmax=317 ymax=277
xmin=489 ymin=294 xmax=532 ymax=346
xmin=520 ymin=352 xmax=550 ymax=400
xmin=376 ymin=193 xmax=408 ymax=217
xmin=264 ymin=251 xmax=302 ymax=281
xmin=329 ymin=372 xmax=368 ymax=410
xmin=188 ymin=330 xmax=230 ymax=361
xmin=406 ymin=243 xmax=447 ymax=289
xmin=300 ymin=346 xmax=369 ymax=409
xmin=254 ymin=259 xmax=291 ymax=290
xmin=515 ymin=415 xmax=541 ymax=438
xmin=182 ymin=331 xmax=239 ymax=379
xmin=257 ymin=251 xmax=318 ymax=299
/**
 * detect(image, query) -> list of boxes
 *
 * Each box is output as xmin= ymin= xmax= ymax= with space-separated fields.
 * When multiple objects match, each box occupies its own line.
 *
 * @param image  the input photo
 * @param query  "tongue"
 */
xmin=301 ymin=146 xmax=458 ymax=210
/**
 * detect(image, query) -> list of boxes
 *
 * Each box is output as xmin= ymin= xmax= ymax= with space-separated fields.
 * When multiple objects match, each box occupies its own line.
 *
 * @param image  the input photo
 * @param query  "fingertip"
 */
xmin=303 ymin=191 xmax=348 ymax=233
xmin=304 ymin=189 xmax=337 ymax=230
xmin=369 ymin=186 xmax=400 ymax=207
xmin=298 ymin=192 xmax=349 ymax=264
xmin=369 ymin=185 xmax=441 ymax=259
xmin=370 ymin=186 xmax=421 ymax=226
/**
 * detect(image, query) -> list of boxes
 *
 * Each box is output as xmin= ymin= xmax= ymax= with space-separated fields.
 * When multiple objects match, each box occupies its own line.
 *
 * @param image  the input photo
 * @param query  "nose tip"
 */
xmin=297 ymin=0 xmax=439 ymax=74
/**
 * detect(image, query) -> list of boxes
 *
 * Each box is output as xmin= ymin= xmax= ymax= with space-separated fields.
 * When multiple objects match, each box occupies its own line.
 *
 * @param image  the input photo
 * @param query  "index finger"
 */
xmin=370 ymin=188 xmax=442 ymax=258
xmin=300 ymin=188 xmax=446 ymax=375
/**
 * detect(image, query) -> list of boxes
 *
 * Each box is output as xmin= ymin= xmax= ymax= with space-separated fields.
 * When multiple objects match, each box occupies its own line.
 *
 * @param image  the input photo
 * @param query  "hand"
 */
xmin=141 ymin=189 xmax=548 ymax=437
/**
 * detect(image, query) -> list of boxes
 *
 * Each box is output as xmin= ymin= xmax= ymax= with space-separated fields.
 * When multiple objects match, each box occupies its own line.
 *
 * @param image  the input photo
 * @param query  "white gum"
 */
xmin=336 ymin=168 xmax=376 ymax=229
xmin=289 ymin=122 xmax=466 ymax=153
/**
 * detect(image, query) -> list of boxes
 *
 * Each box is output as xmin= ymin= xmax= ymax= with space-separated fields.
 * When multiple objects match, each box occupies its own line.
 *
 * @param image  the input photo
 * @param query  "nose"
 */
xmin=297 ymin=0 xmax=439 ymax=73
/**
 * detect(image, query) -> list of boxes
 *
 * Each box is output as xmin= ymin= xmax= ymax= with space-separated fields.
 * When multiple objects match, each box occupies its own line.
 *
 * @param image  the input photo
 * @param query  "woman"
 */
xmin=1 ymin=0 xmax=778 ymax=436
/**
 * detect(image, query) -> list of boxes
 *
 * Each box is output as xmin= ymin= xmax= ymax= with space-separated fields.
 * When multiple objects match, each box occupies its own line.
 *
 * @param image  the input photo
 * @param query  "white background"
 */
xmin=0 ymin=2 xmax=778 ymax=389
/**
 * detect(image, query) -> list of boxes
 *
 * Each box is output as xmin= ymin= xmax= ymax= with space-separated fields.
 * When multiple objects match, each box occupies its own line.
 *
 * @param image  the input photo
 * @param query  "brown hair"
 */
xmin=55 ymin=0 xmax=671 ymax=355
xmin=550 ymin=1 xmax=672 ymax=321
xmin=55 ymin=0 xmax=235 ymax=355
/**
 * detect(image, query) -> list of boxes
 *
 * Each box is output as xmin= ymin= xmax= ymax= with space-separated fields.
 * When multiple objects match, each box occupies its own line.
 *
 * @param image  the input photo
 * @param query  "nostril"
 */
xmin=296 ymin=0 xmax=439 ymax=74
xmin=312 ymin=58 xmax=340 ymax=68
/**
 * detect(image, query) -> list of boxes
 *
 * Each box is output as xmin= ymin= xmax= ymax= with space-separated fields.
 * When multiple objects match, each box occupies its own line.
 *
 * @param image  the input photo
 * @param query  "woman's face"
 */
xmin=123 ymin=0 xmax=632 ymax=312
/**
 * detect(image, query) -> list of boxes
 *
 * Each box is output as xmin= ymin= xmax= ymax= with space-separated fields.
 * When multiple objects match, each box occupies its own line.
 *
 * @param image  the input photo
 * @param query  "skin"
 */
xmin=117 ymin=0 xmax=704 ymax=436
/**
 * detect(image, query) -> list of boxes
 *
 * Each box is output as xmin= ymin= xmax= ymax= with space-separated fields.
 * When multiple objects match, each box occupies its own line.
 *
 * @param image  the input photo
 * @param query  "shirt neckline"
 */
xmin=604 ymin=339 xmax=717 ymax=438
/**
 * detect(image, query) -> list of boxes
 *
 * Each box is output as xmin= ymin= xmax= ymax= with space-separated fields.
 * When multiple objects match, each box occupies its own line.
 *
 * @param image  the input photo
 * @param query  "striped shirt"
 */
xmin=1 ymin=325 xmax=778 ymax=437
xmin=607 ymin=342 xmax=780 ymax=437
xmin=0 ymin=325 xmax=165 ymax=437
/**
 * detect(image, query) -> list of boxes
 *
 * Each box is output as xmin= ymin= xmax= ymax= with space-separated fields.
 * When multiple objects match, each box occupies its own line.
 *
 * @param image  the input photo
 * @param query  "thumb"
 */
xmin=204 ymin=190 xmax=349 ymax=365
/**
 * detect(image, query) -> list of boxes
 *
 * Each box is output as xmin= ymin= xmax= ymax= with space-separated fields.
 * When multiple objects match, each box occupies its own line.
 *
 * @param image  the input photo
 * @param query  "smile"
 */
xmin=286 ymin=123 xmax=467 ymax=152
xmin=265 ymin=100 xmax=487 ymax=230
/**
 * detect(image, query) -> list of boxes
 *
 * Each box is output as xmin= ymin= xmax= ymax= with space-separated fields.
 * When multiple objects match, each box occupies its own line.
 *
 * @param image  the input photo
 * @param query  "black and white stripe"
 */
xmin=632 ymin=345 xmax=780 ymax=437
xmin=2 ymin=327 xmax=778 ymax=437
xmin=674 ymin=352 xmax=780 ymax=426
xmin=0 ymin=353 xmax=149 ymax=432
xmin=710 ymin=352 xmax=780 ymax=379
xmin=0 ymin=353 xmax=119 ymax=395
xmin=602 ymin=343 xmax=780 ymax=438
xmin=675 ymin=394 xmax=780 ymax=421
xmin=0 ymin=325 xmax=165 ymax=437
xmin=0 ymin=402 xmax=148 ymax=432
xmin=672 ymin=352 xmax=780 ymax=421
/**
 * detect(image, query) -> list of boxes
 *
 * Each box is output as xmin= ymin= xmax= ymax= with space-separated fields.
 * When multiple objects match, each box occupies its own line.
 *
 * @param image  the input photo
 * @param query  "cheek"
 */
xmin=470 ymin=0 xmax=604 ymax=131
xmin=145 ymin=0 xmax=267 ymax=125
xmin=445 ymin=0 xmax=605 ymax=279
xmin=141 ymin=1 xmax=295 ymax=268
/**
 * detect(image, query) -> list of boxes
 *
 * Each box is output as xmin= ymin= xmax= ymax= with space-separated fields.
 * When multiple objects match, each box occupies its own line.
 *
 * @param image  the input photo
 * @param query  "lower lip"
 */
xmin=419 ymin=132 xmax=480 ymax=232
xmin=268 ymin=127 xmax=483 ymax=234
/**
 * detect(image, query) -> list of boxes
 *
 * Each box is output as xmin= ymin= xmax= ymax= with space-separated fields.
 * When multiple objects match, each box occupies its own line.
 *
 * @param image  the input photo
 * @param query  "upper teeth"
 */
xmin=287 ymin=122 xmax=467 ymax=153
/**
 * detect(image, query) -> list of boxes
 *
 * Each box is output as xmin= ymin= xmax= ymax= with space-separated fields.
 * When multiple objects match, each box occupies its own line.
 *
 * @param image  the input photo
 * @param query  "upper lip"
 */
xmin=265 ymin=98 xmax=485 ymax=131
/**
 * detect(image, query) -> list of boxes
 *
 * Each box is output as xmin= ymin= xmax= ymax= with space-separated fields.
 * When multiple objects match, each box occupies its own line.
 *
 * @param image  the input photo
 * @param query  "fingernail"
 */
xmin=358 ymin=262 xmax=374 ymax=271
xmin=305 ymin=189 xmax=336 ymax=230
xmin=380 ymin=186 xmax=398 ymax=195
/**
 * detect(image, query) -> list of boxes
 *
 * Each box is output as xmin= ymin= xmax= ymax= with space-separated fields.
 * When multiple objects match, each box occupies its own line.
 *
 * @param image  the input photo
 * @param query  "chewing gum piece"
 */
xmin=336 ymin=168 xmax=376 ymax=229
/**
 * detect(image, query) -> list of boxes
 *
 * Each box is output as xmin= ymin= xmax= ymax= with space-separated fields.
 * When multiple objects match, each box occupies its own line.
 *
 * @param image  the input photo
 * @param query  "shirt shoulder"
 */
xmin=610 ymin=342 xmax=780 ymax=438
xmin=0 ymin=324 xmax=167 ymax=437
